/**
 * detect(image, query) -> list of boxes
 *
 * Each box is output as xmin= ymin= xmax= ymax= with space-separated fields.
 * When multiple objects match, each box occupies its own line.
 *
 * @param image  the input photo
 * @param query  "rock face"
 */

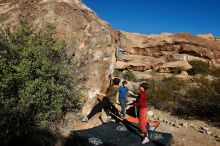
xmin=197 ymin=33 xmax=214 ymax=40
xmin=0 ymin=0 xmax=118 ymax=115
xmin=157 ymin=61 xmax=192 ymax=73
xmin=117 ymin=31 xmax=220 ymax=78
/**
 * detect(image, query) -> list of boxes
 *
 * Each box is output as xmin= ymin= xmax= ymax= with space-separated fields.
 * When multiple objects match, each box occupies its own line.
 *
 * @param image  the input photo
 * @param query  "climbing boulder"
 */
xmin=156 ymin=61 xmax=192 ymax=73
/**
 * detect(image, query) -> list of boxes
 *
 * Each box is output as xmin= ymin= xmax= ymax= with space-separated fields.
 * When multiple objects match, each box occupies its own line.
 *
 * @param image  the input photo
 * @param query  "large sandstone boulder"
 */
xmin=0 ymin=0 xmax=118 ymax=115
xmin=116 ymin=31 xmax=220 ymax=77
xmin=175 ymin=71 xmax=192 ymax=80
xmin=115 ymin=60 xmax=150 ymax=71
xmin=197 ymin=33 xmax=214 ymax=40
xmin=118 ymin=31 xmax=220 ymax=65
xmin=130 ymin=71 xmax=153 ymax=80
xmin=115 ymin=55 xmax=166 ymax=71
xmin=157 ymin=61 xmax=192 ymax=73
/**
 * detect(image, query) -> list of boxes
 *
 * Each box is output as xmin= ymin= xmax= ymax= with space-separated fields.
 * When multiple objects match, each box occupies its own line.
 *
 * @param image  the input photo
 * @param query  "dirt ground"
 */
xmin=59 ymin=106 xmax=220 ymax=146
xmin=149 ymin=107 xmax=220 ymax=146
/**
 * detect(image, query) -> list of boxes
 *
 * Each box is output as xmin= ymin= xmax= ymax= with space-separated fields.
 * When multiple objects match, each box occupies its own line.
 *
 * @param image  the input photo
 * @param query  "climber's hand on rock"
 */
xmin=96 ymin=91 xmax=100 ymax=95
xmin=97 ymin=92 xmax=106 ymax=97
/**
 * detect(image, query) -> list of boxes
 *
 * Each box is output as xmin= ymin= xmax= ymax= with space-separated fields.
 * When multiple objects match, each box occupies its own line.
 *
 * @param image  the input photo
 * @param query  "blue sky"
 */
xmin=83 ymin=0 xmax=220 ymax=36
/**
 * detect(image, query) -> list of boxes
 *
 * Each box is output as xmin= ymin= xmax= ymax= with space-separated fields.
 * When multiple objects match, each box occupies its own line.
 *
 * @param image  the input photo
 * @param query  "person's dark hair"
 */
xmin=122 ymin=80 xmax=128 ymax=85
xmin=140 ymin=82 xmax=148 ymax=90
xmin=113 ymin=78 xmax=121 ymax=85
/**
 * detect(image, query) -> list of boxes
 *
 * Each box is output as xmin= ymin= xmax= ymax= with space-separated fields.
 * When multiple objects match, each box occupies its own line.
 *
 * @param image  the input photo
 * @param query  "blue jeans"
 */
xmin=119 ymin=98 xmax=127 ymax=117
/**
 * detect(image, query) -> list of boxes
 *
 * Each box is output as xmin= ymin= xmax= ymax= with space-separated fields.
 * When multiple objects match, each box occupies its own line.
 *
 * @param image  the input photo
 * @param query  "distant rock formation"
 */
xmin=197 ymin=33 xmax=214 ymax=40
xmin=116 ymin=31 xmax=220 ymax=76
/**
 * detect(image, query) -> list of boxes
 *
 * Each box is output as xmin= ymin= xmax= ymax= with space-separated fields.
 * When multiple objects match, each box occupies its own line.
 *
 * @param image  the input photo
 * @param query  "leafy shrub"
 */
xmin=0 ymin=25 xmax=84 ymax=145
xmin=123 ymin=71 xmax=136 ymax=82
xmin=210 ymin=67 xmax=220 ymax=78
xmin=147 ymin=77 xmax=188 ymax=110
xmin=131 ymin=84 xmax=139 ymax=94
xmin=188 ymin=60 xmax=210 ymax=75
xmin=113 ymin=69 xmax=122 ymax=77
xmin=187 ymin=77 xmax=213 ymax=100
xmin=146 ymin=76 xmax=220 ymax=123
xmin=185 ymin=77 xmax=220 ymax=118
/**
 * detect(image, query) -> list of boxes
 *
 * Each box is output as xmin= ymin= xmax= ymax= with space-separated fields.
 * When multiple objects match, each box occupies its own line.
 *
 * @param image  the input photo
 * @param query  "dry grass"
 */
xmin=146 ymin=76 xmax=220 ymax=126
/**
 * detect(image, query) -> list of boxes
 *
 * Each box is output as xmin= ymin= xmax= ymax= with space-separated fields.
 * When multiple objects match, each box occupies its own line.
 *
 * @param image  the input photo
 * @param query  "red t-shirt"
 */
xmin=131 ymin=90 xmax=147 ymax=108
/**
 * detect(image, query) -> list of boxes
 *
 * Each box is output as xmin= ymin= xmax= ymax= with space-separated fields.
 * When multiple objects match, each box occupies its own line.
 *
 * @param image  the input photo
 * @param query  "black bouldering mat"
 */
xmin=67 ymin=121 xmax=172 ymax=146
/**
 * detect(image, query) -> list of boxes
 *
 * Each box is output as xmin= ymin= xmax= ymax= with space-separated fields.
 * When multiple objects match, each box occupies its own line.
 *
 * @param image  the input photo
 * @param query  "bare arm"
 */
xmin=110 ymin=74 xmax=115 ymax=80
xmin=128 ymin=91 xmax=138 ymax=97
xmin=98 ymin=92 xmax=106 ymax=97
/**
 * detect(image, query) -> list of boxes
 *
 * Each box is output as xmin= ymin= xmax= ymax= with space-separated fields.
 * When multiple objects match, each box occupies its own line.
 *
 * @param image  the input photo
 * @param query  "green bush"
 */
xmin=187 ymin=60 xmax=220 ymax=78
xmin=0 ymin=25 xmax=84 ymax=145
xmin=147 ymin=77 xmax=188 ymax=110
xmin=185 ymin=77 xmax=220 ymax=119
xmin=146 ymin=76 xmax=220 ymax=122
xmin=123 ymin=71 xmax=136 ymax=82
xmin=113 ymin=69 xmax=122 ymax=77
xmin=131 ymin=84 xmax=139 ymax=94
xmin=188 ymin=60 xmax=210 ymax=75
xmin=210 ymin=67 xmax=220 ymax=78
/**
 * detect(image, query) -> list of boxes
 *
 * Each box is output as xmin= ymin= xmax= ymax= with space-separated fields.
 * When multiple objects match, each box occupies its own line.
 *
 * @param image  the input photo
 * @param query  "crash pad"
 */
xmin=68 ymin=121 xmax=172 ymax=146
xmin=125 ymin=115 xmax=160 ymax=131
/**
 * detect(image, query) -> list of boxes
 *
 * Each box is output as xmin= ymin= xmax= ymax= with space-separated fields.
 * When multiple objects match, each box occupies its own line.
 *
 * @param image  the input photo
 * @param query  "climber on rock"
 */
xmin=81 ymin=77 xmax=121 ymax=123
